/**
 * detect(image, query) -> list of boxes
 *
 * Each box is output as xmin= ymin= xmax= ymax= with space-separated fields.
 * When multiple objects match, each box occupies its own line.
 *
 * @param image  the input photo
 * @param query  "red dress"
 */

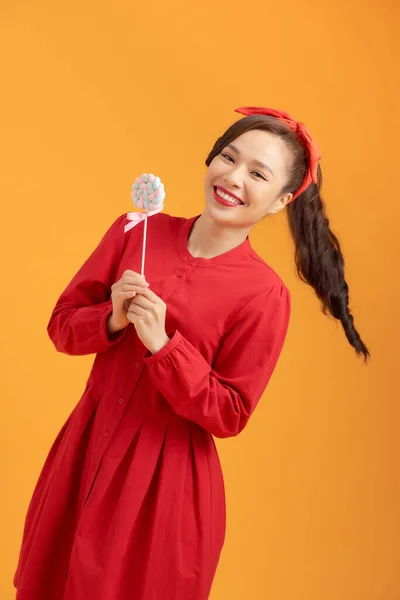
xmin=14 ymin=213 xmax=290 ymax=600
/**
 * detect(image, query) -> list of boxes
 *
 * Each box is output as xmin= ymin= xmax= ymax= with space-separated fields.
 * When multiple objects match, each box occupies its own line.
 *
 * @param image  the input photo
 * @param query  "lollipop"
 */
xmin=124 ymin=173 xmax=166 ymax=277
xmin=131 ymin=173 xmax=165 ymax=212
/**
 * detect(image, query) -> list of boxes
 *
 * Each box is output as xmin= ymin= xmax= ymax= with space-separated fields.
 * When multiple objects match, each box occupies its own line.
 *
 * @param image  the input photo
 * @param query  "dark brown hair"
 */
xmin=206 ymin=115 xmax=370 ymax=361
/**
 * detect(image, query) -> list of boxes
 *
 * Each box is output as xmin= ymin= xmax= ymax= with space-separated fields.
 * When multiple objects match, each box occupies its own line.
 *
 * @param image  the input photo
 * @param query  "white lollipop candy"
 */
xmin=124 ymin=173 xmax=166 ymax=277
xmin=131 ymin=173 xmax=165 ymax=211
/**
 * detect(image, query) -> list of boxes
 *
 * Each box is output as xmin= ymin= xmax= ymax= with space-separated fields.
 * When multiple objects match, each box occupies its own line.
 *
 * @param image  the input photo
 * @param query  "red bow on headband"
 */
xmin=235 ymin=106 xmax=322 ymax=201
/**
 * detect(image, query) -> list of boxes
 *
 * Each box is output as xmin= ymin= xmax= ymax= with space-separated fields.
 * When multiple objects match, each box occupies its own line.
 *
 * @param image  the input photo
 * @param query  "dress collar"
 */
xmin=177 ymin=215 xmax=252 ymax=268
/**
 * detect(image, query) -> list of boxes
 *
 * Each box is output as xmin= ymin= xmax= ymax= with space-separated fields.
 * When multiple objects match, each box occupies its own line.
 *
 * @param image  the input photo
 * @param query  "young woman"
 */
xmin=14 ymin=106 xmax=369 ymax=600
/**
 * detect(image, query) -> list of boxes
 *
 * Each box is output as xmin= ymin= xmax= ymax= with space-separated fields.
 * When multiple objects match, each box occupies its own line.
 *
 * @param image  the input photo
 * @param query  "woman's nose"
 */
xmin=224 ymin=167 xmax=244 ymax=189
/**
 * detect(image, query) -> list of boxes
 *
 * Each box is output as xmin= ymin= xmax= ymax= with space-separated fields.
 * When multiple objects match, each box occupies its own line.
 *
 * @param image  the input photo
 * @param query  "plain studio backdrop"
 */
xmin=0 ymin=0 xmax=399 ymax=598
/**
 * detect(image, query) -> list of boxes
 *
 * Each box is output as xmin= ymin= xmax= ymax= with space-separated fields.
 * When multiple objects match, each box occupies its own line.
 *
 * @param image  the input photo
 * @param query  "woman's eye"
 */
xmin=252 ymin=171 xmax=267 ymax=181
xmin=220 ymin=155 xmax=267 ymax=181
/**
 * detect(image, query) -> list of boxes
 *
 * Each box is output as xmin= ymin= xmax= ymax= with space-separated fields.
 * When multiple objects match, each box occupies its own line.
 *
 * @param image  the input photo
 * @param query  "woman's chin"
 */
xmin=206 ymin=201 xmax=235 ymax=221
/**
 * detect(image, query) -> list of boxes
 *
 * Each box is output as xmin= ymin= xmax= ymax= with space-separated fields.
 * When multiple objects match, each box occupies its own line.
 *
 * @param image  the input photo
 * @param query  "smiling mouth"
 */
xmin=213 ymin=186 xmax=244 ymax=206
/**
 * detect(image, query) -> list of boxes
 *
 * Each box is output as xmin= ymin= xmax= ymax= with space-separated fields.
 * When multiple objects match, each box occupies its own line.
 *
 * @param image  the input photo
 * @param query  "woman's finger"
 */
xmin=113 ymin=285 xmax=147 ymax=297
xmin=128 ymin=304 xmax=147 ymax=318
xmin=117 ymin=277 xmax=141 ymax=287
xmin=122 ymin=270 xmax=148 ymax=287
xmin=121 ymin=284 xmax=148 ymax=293
xmin=130 ymin=294 xmax=155 ymax=310
xmin=137 ymin=287 xmax=163 ymax=304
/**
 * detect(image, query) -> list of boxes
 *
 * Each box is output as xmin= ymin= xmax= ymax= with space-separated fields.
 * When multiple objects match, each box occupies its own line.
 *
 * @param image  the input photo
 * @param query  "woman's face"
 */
xmin=203 ymin=129 xmax=294 ymax=229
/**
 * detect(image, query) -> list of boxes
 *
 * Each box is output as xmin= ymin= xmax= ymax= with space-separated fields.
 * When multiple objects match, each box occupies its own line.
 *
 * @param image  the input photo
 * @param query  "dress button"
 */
xmin=187 ymin=257 xmax=194 ymax=263
xmin=134 ymin=362 xmax=140 ymax=369
xmin=104 ymin=430 xmax=109 ymax=437
xmin=176 ymin=271 xmax=183 ymax=277
xmin=119 ymin=397 xmax=124 ymax=404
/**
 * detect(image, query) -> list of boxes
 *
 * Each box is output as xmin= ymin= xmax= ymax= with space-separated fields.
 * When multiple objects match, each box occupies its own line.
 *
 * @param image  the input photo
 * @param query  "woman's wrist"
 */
xmin=148 ymin=334 xmax=170 ymax=355
xmin=107 ymin=313 xmax=127 ymax=335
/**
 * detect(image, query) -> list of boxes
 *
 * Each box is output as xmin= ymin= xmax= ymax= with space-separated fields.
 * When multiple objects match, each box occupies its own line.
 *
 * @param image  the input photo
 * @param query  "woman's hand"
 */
xmin=127 ymin=288 xmax=170 ymax=354
xmin=107 ymin=270 xmax=149 ymax=334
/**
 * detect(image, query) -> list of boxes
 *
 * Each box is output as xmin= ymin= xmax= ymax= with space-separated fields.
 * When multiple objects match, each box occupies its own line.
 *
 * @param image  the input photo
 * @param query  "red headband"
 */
xmin=235 ymin=106 xmax=322 ymax=201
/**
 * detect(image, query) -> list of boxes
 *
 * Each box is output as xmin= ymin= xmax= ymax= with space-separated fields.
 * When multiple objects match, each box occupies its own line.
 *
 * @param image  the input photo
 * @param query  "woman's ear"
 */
xmin=269 ymin=192 xmax=293 ymax=215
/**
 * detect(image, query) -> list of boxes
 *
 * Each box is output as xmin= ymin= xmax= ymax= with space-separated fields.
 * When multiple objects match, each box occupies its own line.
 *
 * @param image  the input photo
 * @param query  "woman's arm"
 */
xmin=47 ymin=214 xmax=129 ymax=356
xmin=144 ymin=285 xmax=291 ymax=438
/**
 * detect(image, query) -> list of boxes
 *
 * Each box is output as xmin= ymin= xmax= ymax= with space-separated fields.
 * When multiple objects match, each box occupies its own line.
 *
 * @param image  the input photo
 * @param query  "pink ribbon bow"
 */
xmin=124 ymin=204 xmax=164 ymax=233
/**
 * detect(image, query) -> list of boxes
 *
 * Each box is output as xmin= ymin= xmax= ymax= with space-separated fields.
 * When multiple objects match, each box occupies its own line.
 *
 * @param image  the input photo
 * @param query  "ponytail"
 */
xmin=205 ymin=112 xmax=369 ymax=360
xmin=287 ymin=166 xmax=370 ymax=361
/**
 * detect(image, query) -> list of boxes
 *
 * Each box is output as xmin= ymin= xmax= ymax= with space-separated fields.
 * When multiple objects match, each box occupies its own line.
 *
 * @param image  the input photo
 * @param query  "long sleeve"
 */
xmin=47 ymin=214 xmax=129 ymax=356
xmin=144 ymin=284 xmax=291 ymax=438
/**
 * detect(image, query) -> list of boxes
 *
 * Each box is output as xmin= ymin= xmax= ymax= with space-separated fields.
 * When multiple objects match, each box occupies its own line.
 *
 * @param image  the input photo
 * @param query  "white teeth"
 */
xmin=216 ymin=188 xmax=242 ymax=205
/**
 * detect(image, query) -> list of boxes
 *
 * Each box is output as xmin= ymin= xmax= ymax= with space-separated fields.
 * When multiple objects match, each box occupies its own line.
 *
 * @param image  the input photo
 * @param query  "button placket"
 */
xmin=162 ymin=261 xmax=197 ymax=302
xmin=176 ymin=261 xmax=196 ymax=278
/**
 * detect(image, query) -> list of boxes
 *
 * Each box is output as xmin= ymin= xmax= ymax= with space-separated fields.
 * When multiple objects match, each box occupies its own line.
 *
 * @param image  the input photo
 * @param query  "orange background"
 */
xmin=1 ymin=1 xmax=399 ymax=598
